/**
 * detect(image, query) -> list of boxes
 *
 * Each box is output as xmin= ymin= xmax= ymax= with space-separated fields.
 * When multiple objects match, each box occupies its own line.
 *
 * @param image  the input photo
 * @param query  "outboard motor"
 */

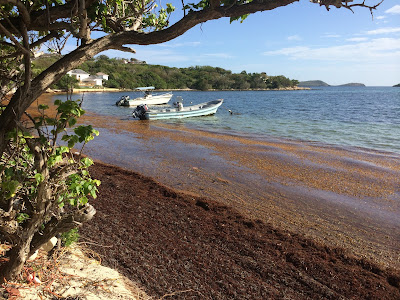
xmin=132 ymin=104 xmax=149 ymax=119
xmin=173 ymin=99 xmax=183 ymax=111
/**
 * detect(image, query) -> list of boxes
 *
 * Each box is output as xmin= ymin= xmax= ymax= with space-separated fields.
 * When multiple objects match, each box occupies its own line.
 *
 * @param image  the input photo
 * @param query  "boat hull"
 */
xmin=143 ymin=99 xmax=223 ymax=120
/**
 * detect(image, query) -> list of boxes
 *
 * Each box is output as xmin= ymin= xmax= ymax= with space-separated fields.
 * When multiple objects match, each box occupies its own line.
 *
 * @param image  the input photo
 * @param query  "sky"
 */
xmin=99 ymin=0 xmax=400 ymax=86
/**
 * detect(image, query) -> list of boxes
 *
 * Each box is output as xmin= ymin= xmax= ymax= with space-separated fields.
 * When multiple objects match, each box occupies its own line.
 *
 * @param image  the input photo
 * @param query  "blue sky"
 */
xmin=100 ymin=0 xmax=400 ymax=86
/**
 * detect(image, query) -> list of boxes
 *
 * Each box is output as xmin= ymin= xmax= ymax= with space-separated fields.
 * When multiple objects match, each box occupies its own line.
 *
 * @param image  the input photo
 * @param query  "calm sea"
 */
xmin=56 ymin=87 xmax=400 ymax=154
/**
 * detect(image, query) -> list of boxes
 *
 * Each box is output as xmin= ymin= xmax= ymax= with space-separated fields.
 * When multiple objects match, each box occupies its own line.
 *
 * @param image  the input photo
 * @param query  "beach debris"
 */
xmin=5 ymin=286 xmax=20 ymax=300
xmin=0 ymin=243 xmax=11 ymax=256
xmin=28 ymin=250 xmax=39 ymax=261
xmin=41 ymin=237 xmax=58 ymax=252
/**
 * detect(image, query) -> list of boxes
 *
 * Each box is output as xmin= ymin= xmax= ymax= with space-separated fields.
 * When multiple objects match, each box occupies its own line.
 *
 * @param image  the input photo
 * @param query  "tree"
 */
xmin=0 ymin=0 xmax=384 ymax=280
xmin=52 ymin=75 xmax=79 ymax=91
xmin=0 ymin=98 xmax=99 ymax=280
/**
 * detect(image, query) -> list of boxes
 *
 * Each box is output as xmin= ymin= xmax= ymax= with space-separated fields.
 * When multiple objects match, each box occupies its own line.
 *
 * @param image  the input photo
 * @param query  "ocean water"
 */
xmin=56 ymin=86 xmax=400 ymax=154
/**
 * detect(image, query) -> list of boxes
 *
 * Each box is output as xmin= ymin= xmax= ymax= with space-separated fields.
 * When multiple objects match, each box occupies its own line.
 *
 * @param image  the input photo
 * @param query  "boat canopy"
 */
xmin=135 ymin=86 xmax=155 ymax=91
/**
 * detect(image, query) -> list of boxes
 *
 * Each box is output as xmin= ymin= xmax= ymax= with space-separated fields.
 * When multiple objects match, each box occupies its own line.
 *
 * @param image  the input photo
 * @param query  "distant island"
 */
xmin=394 ymin=83 xmax=400 ymax=87
xmin=298 ymin=80 xmax=330 ymax=87
xmin=298 ymin=80 xmax=366 ymax=87
xmin=337 ymin=83 xmax=365 ymax=87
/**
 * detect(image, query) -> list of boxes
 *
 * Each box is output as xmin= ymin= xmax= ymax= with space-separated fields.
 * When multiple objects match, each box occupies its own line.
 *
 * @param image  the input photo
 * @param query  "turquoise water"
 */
xmin=58 ymin=87 xmax=400 ymax=154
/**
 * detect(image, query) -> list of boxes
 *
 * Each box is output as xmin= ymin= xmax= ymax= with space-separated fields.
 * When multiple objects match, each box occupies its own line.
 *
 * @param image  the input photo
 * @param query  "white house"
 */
xmin=67 ymin=69 xmax=90 ymax=81
xmin=67 ymin=69 xmax=108 ymax=87
xmin=96 ymin=72 xmax=109 ymax=81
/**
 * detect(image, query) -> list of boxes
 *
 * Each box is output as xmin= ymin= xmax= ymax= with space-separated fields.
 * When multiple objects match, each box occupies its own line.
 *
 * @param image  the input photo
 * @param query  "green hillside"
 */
xmin=33 ymin=55 xmax=299 ymax=91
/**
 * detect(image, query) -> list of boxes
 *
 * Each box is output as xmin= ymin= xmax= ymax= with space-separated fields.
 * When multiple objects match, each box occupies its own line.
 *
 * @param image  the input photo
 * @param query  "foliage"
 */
xmin=61 ymin=228 xmax=80 ymax=247
xmin=51 ymin=75 xmax=79 ymax=91
xmin=33 ymin=55 xmax=299 ymax=90
xmin=0 ymin=98 xmax=99 ymax=278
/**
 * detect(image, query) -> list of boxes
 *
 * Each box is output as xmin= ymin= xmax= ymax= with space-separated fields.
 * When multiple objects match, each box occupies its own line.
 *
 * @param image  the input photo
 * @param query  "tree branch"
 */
xmin=0 ymin=0 xmax=30 ymax=25
xmin=110 ymin=44 xmax=136 ymax=53
xmin=29 ymin=204 xmax=96 ymax=255
xmin=0 ymin=0 xmax=98 ymax=35
xmin=31 ymin=31 xmax=62 ymax=49
xmin=0 ymin=22 xmax=30 ymax=55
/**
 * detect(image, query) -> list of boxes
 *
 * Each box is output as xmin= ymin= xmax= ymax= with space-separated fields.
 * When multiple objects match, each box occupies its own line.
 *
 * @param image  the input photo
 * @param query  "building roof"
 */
xmin=82 ymin=75 xmax=103 ymax=81
xmin=69 ymin=69 xmax=89 ymax=75
xmin=96 ymin=72 xmax=108 ymax=76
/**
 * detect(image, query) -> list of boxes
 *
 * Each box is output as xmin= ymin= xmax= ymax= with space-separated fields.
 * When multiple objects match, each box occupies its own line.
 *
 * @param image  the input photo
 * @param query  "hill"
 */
xmin=298 ymin=80 xmax=367 ymax=87
xmin=33 ymin=55 xmax=299 ymax=91
xmin=338 ymin=83 xmax=365 ymax=87
xmin=394 ymin=83 xmax=400 ymax=87
xmin=298 ymin=80 xmax=330 ymax=87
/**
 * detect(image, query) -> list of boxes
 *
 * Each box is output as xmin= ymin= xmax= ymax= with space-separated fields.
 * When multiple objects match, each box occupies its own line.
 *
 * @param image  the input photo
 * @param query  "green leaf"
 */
xmin=81 ymin=157 xmax=94 ymax=168
xmin=35 ymin=173 xmax=44 ymax=184
xmin=166 ymin=3 xmax=175 ymax=13
xmin=16 ymin=213 xmax=30 ymax=224
xmin=1 ymin=180 xmax=21 ymax=199
xmin=68 ymin=117 xmax=77 ymax=126
xmin=74 ymin=125 xmax=99 ymax=143
xmin=59 ymin=146 xmax=70 ymax=154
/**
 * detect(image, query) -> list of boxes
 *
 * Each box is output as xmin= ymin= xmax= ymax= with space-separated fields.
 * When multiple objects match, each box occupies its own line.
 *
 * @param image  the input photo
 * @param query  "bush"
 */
xmin=61 ymin=229 xmax=80 ymax=247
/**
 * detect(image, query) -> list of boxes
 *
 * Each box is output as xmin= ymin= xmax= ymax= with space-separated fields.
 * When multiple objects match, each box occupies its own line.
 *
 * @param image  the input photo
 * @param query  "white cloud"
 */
xmin=366 ymin=27 xmax=400 ymax=35
xmin=322 ymin=34 xmax=341 ymax=38
xmin=287 ymin=35 xmax=302 ymax=41
xmin=346 ymin=37 xmax=369 ymax=42
xmin=385 ymin=5 xmax=400 ymax=14
xmin=264 ymin=46 xmax=309 ymax=56
xmin=376 ymin=16 xmax=386 ymax=20
xmin=262 ymin=38 xmax=400 ymax=63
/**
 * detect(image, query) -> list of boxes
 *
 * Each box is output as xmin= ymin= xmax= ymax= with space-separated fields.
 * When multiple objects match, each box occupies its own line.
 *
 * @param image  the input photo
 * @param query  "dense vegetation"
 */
xmin=33 ymin=55 xmax=299 ymax=91
xmin=394 ymin=83 xmax=400 ymax=87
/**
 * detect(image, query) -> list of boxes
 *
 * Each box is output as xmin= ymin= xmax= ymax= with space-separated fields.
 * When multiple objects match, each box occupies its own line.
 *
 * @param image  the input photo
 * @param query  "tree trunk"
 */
xmin=29 ymin=204 xmax=96 ymax=256
xmin=1 ymin=234 xmax=33 ymax=282
xmin=0 ymin=205 xmax=95 ymax=282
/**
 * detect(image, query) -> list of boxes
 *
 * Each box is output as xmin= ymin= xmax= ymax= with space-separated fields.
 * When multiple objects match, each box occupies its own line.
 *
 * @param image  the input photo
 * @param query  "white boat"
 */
xmin=132 ymin=99 xmax=224 ymax=120
xmin=116 ymin=87 xmax=172 ymax=106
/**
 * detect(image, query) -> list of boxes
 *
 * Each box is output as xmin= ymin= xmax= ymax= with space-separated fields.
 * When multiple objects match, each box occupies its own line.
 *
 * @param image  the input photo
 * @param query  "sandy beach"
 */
xmin=27 ymin=95 xmax=400 ymax=298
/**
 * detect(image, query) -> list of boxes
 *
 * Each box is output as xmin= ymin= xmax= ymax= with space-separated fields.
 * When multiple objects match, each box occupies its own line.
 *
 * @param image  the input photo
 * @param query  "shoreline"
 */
xmin=29 ymin=93 xmax=400 ymax=270
xmin=22 ymin=94 xmax=400 ymax=298
xmin=44 ymin=86 xmax=310 ymax=94
xmin=79 ymin=110 xmax=400 ymax=270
